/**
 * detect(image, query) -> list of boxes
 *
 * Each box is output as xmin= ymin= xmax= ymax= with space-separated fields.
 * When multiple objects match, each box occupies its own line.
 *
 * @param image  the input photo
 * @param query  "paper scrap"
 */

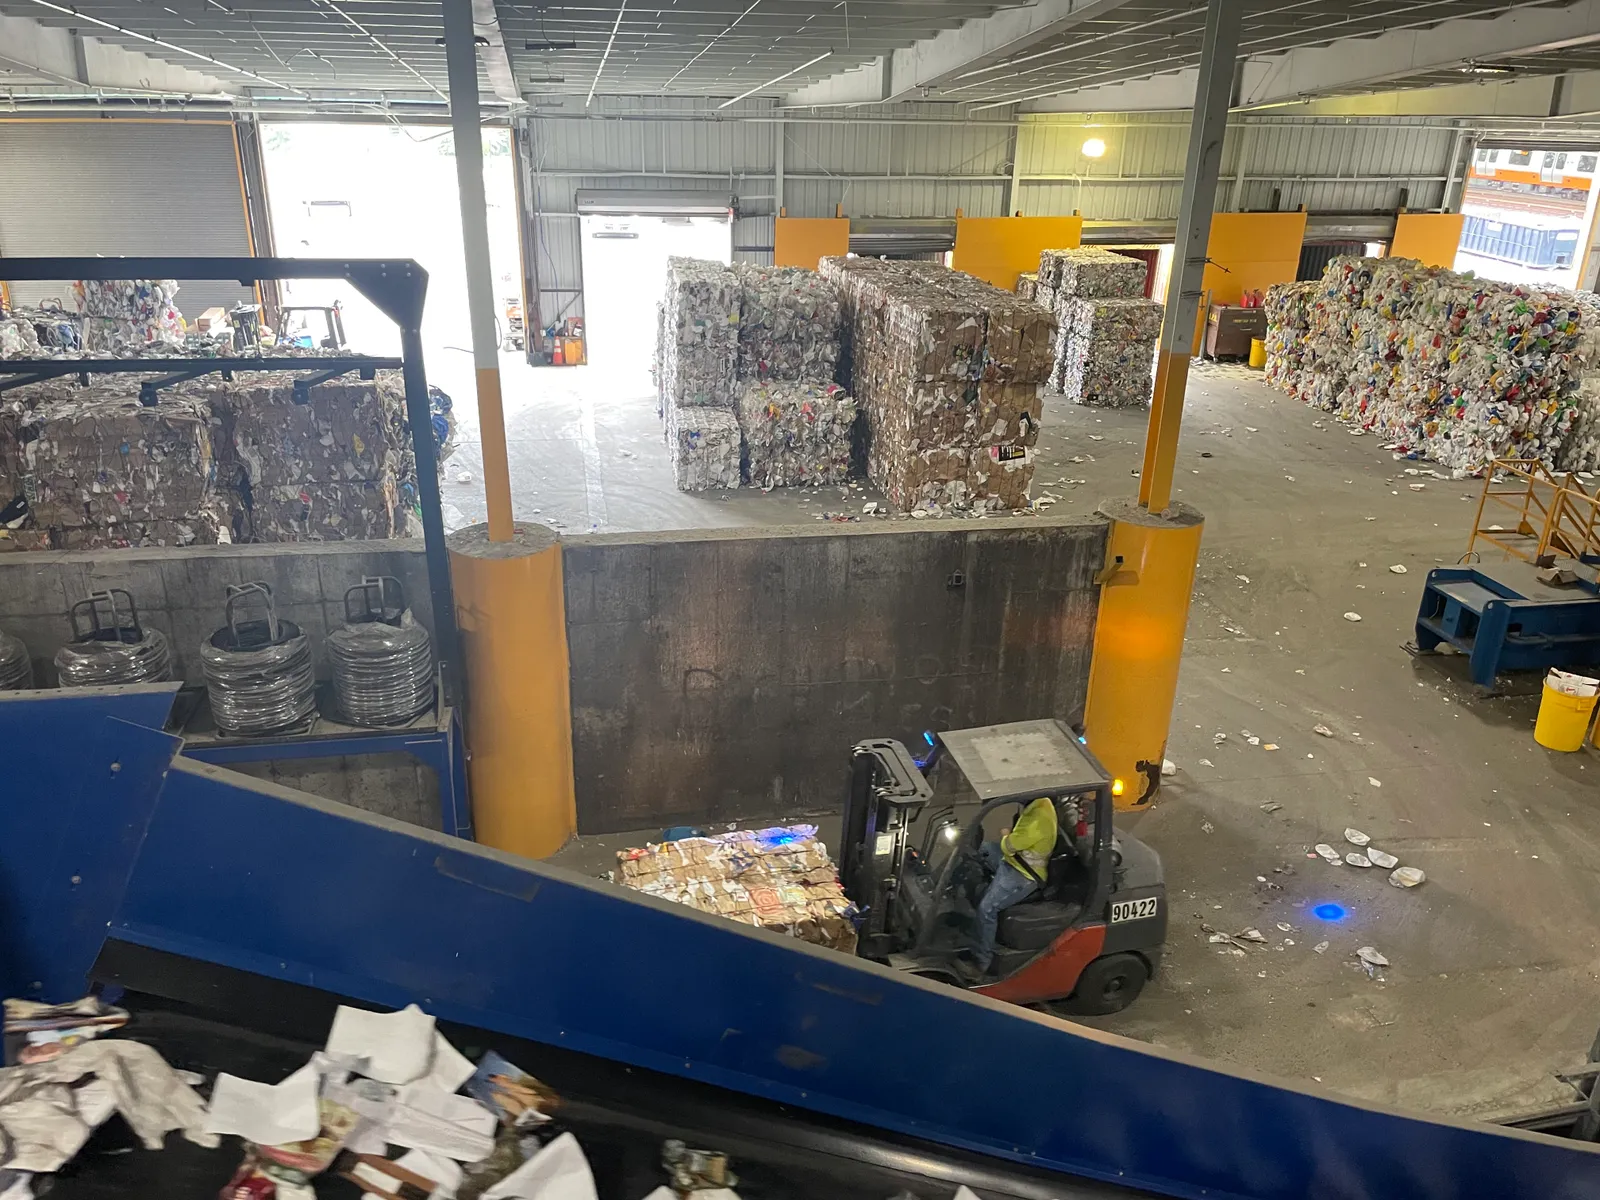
xmin=326 ymin=1004 xmax=436 ymax=1085
xmin=204 ymin=1064 xmax=321 ymax=1146
xmin=483 ymin=1131 xmax=597 ymax=1200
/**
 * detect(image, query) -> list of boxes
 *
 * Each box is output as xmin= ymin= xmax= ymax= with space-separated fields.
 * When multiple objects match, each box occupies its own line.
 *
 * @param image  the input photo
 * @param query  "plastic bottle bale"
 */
xmin=54 ymin=589 xmax=173 ymax=687
xmin=734 ymin=266 xmax=842 ymax=383
xmin=200 ymin=583 xmax=316 ymax=735
xmin=326 ymin=578 xmax=434 ymax=727
xmin=0 ymin=627 xmax=32 ymax=690
xmin=73 ymin=278 xmax=184 ymax=353
xmin=735 ymin=380 xmax=857 ymax=488
xmin=1059 ymin=297 xmax=1163 ymax=409
xmin=666 ymin=404 xmax=742 ymax=491
xmin=661 ymin=258 xmax=741 ymax=409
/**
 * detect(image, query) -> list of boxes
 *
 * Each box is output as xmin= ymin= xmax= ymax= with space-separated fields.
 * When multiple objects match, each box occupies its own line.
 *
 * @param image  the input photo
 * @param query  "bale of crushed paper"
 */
xmin=614 ymin=824 xmax=857 ymax=953
xmin=1017 ymin=273 xmax=1038 ymax=302
xmin=819 ymin=255 xmax=1054 ymax=512
xmin=734 ymin=265 xmax=842 ymax=382
xmin=0 ymin=386 xmax=227 ymax=547
xmin=665 ymin=404 xmax=741 ymax=491
xmin=658 ymin=257 xmax=740 ymax=409
xmin=735 ymin=379 xmax=856 ymax=488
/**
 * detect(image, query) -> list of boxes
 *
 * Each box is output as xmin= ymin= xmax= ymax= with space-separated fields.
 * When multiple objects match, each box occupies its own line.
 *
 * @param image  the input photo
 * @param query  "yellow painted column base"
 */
xmin=1083 ymin=497 xmax=1205 ymax=810
xmin=448 ymin=522 xmax=576 ymax=858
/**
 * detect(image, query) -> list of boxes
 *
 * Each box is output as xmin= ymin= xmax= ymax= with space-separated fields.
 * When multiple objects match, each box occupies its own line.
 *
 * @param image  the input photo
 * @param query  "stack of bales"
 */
xmin=0 ymin=371 xmax=417 ymax=549
xmin=1263 ymin=257 xmax=1599 ymax=474
xmin=658 ymin=257 xmax=743 ymax=490
xmin=819 ymin=256 xmax=1055 ymax=512
xmin=654 ymin=259 xmax=853 ymax=491
xmin=1036 ymin=248 xmax=1160 ymax=408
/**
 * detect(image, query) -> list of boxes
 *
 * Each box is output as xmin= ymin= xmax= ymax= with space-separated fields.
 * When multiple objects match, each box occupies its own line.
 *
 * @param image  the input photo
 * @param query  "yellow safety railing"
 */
xmin=1468 ymin=459 xmax=1578 ymax=563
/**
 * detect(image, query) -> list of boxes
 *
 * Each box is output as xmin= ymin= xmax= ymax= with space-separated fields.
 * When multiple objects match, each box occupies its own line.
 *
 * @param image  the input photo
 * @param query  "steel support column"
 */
xmin=1139 ymin=0 xmax=1241 ymax=512
xmin=443 ymin=0 xmax=515 ymax=541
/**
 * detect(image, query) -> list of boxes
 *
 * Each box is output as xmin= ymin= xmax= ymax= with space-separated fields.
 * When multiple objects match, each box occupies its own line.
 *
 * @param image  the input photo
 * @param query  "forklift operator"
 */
xmin=974 ymin=796 xmax=1058 ymax=970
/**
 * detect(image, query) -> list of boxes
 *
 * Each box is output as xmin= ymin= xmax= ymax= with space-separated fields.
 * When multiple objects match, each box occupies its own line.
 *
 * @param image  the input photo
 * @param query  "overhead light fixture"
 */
xmin=717 ymin=50 xmax=832 ymax=109
xmin=526 ymin=40 xmax=579 ymax=51
xmin=528 ymin=77 xmax=567 ymax=84
xmin=1081 ymin=137 xmax=1107 ymax=158
xmin=435 ymin=35 xmax=488 ymax=45
xmin=1460 ymin=61 xmax=1515 ymax=75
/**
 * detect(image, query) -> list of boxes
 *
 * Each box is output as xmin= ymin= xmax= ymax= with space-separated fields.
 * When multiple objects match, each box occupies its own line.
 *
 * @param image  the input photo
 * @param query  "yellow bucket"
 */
xmin=1248 ymin=337 xmax=1267 ymax=369
xmin=1534 ymin=679 xmax=1598 ymax=751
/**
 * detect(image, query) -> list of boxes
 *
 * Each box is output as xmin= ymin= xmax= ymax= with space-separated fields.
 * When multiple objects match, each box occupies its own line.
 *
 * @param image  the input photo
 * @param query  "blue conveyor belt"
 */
xmin=3 ymin=686 xmax=1599 ymax=1200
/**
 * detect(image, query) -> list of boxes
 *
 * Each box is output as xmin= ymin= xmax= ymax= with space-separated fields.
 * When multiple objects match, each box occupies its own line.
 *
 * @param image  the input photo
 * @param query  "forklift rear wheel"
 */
xmin=1054 ymin=953 xmax=1149 ymax=1016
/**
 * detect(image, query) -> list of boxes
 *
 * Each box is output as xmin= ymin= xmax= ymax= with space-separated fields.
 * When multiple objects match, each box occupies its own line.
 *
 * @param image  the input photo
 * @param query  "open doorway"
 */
xmin=259 ymin=122 xmax=525 ymax=402
xmin=1456 ymin=145 xmax=1600 ymax=292
xmin=576 ymin=194 xmax=732 ymax=389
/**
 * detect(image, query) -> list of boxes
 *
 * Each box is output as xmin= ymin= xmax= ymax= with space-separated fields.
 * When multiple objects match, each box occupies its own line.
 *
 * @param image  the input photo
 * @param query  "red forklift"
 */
xmin=839 ymin=719 xmax=1167 ymax=1015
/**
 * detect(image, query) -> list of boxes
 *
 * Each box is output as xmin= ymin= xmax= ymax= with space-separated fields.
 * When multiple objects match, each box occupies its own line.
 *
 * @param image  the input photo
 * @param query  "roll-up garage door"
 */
xmin=0 ymin=120 xmax=255 ymax=315
xmin=574 ymin=189 xmax=735 ymax=217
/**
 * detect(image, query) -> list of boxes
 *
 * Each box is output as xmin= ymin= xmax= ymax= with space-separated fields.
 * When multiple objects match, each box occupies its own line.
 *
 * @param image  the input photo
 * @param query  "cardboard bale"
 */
xmin=0 ymin=388 xmax=227 ymax=536
xmin=735 ymin=379 xmax=856 ymax=488
xmin=735 ymin=265 xmax=842 ymax=382
xmin=614 ymin=824 xmax=856 ymax=953
xmin=665 ymin=404 xmax=741 ymax=491
xmin=247 ymin=480 xmax=412 ymax=542
xmin=820 ymin=255 xmax=1053 ymax=511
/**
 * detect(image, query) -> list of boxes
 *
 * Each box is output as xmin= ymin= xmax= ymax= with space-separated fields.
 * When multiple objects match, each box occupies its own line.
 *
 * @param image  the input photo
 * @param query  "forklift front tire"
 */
xmin=1055 ymin=952 xmax=1150 ymax=1017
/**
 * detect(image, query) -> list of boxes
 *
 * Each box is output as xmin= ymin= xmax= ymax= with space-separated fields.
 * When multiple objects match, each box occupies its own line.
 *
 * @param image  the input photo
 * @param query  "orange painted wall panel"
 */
xmin=774 ymin=217 xmax=850 ymax=268
xmin=1390 ymin=213 xmax=1465 ymax=268
xmin=952 ymin=216 xmax=1083 ymax=290
xmin=1193 ymin=212 xmax=1307 ymax=345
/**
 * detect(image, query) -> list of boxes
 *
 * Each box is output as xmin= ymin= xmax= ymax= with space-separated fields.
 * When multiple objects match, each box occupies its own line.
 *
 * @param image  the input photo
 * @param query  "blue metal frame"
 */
xmin=180 ymin=705 xmax=472 ymax=840
xmin=7 ymin=692 xmax=1600 ymax=1198
xmin=1414 ymin=566 xmax=1600 ymax=687
xmin=0 ymin=685 xmax=181 ymax=1001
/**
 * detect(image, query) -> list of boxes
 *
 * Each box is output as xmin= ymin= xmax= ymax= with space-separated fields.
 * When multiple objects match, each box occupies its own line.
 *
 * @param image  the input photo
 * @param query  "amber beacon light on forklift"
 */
xmin=839 ymin=720 xmax=1167 ymax=1015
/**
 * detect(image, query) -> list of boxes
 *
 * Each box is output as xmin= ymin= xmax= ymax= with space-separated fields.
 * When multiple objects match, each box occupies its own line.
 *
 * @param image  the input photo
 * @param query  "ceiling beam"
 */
xmin=0 ymin=10 xmax=227 ymax=94
xmin=1022 ymin=0 xmax=1600 ymax=114
xmin=783 ymin=0 xmax=1139 ymax=106
xmin=472 ymin=0 xmax=521 ymax=101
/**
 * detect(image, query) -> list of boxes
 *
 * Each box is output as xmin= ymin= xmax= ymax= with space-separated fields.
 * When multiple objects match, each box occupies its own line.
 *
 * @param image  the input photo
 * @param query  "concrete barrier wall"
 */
xmin=563 ymin=516 xmax=1108 ymax=834
xmin=0 ymin=516 xmax=1109 ymax=837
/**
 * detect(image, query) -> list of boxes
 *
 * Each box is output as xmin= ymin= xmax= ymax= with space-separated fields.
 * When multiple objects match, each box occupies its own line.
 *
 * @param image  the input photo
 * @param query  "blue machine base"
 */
xmin=1414 ymin=562 xmax=1600 ymax=687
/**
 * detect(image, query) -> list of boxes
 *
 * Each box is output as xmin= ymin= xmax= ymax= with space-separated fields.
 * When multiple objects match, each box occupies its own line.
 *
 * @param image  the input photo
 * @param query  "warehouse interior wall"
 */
xmin=514 ymin=102 xmax=1476 ymax=316
xmin=0 ymin=118 xmax=254 ymax=313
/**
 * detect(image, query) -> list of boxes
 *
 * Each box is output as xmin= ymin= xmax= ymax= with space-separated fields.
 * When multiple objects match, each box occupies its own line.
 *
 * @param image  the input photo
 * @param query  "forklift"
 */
xmin=839 ymin=719 xmax=1167 ymax=1015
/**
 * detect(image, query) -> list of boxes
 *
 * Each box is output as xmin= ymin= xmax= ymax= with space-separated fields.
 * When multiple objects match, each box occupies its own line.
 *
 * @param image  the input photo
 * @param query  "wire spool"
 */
xmin=0 ymin=627 xmax=32 ymax=690
xmin=201 ymin=582 xmax=316 ymax=736
xmin=54 ymin=589 xmax=173 ymax=688
xmin=327 ymin=576 xmax=435 ymax=726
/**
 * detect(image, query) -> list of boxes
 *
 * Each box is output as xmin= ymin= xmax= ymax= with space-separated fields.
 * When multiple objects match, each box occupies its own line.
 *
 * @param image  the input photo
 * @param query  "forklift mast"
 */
xmin=839 ymin=738 xmax=931 ymax=957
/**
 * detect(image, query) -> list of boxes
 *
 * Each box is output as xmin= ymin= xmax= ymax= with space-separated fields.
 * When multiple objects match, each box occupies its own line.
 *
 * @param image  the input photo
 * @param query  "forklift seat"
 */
xmin=997 ymin=900 xmax=1082 ymax=952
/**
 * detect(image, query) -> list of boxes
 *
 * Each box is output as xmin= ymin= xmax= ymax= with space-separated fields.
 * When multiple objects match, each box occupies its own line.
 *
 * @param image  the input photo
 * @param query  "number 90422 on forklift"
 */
xmin=838 ymin=719 xmax=1167 ymax=1016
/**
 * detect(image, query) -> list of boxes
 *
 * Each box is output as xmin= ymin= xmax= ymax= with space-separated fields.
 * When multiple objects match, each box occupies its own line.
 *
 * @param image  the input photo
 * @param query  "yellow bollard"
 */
xmin=1083 ymin=498 xmax=1205 ymax=809
xmin=448 ymin=522 xmax=576 ymax=858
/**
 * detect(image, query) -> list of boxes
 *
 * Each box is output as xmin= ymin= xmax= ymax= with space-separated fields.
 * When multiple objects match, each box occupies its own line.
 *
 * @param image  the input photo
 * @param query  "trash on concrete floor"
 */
xmin=613 ymin=824 xmax=857 ymax=952
xmin=1389 ymin=866 xmax=1427 ymax=888
xmin=1344 ymin=828 xmax=1371 ymax=847
xmin=1367 ymin=848 xmax=1399 ymax=870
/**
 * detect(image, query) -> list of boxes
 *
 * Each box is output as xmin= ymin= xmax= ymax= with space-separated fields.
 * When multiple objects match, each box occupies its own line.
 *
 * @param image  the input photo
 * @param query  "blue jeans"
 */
xmin=976 ymin=841 xmax=1041 ymax=967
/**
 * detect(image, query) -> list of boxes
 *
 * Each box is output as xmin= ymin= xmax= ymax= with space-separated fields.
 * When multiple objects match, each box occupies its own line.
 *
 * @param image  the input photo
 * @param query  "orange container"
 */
xmin=563 ymin=337 xmax=586 ymax=365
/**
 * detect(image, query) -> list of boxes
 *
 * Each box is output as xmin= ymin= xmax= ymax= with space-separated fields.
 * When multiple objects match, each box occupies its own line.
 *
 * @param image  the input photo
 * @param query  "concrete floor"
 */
xmin=498 ymin=356 xmax=1600 ymax=1124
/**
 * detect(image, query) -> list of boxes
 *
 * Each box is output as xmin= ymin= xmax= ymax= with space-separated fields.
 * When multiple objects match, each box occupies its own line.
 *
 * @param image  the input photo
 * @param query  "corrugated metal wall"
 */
xmin=516 ymin=102 xmax=1462 ymax=312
